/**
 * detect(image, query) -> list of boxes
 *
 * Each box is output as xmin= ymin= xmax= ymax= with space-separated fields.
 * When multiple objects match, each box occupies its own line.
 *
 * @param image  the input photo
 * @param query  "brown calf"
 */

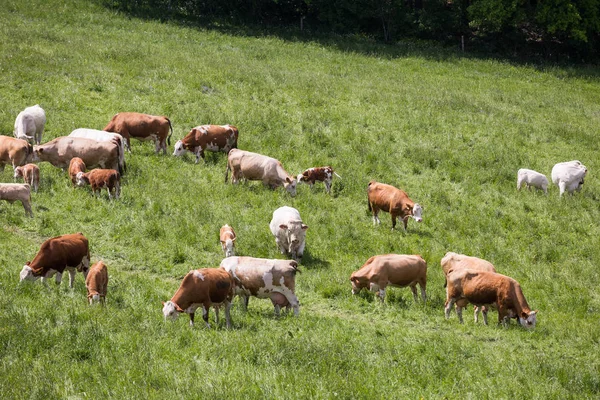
xmin=297 ymin=166 xmax=341 ymax=194
xmin=367 ymin=180 xmax=423 ymax=231
xmin=14 ymin=164 xmax=40 ymax=192
xmin=86 ymin=261 xmax=108 ymax=305
xmin=68 ymin=157 xmax=87 ymax=186
xmin=76 ymin=169 xmax=121 ymax=199
xmin=219 ymin=224 xmax=236 ymax=258
xmin=173 ymin=124 xmax=238 ymax=163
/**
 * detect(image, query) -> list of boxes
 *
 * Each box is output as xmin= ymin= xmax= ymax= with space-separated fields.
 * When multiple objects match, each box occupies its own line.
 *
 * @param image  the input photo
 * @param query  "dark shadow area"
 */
xmin=298 ymin=248 xmax=330 ymax=270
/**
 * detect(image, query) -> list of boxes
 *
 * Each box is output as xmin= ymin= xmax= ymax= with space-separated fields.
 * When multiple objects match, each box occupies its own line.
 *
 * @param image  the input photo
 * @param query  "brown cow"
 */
xmin=440 ymin=252 xmax=497 ymax=324
xmin=76 ymin=169 xmax=121 ymax=199
xmin=162 ymin=268 xmax=234 ymax=328
xmin=19 ymin=232 xmax=90 ymax=288
xmin=445 ymin=269 xmax=537 ymax=329
xmin=173 ymin=124 xmax=238 ymax=163
xmin=0 ymin=183 xmax=33 ymax=217
xmin=219 ymin=224 xmax=236 ymax=258
xmin=350 ymin=254 xmax=427 ymax=303
xmin=367 ymin=181 xmax=423 ymax=231
xmin=14 ymin=164 xmax=40 ymax=192
xmin=86 ymin=261 xmax=108 ymax=305
xmin=297 ymin=166 xmax=341 ymax=194
xmin=104 ymin=112 xmax=172 ymax=154
xmin=0 ymin=136 xmax=32 ymax=171
xmin=68 ymin=157 xmax=86 ymax=186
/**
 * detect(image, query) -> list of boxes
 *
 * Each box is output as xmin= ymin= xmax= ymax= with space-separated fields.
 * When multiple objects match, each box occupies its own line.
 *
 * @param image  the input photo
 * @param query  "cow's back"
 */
xmin=220 ymin=256 xmax=297 ymax=297
xmin=368 ymin=181 xmax=407 ymax=211
xmin=441 ymin=252 xmax=495 ymax=276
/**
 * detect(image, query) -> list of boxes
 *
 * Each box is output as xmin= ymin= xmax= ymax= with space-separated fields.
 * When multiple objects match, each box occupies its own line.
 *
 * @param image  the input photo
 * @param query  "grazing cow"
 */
xmin=367 ymin=180 xmax=423 ymax=231
xmin=219 ymin=224 xmax=236 ymax=258
xmin=440 ymin=252 xmax=497 ymax=323
xmin=69 ymin=128 xmax=127 ymax=173
xmin=0 ymin=136 xmax=33 ymax=171
xmin=219 ymin=256 xmax=300 ymax=316
xmin=162 ymin=268 xmax=234 ymax=328
xmin=19 ymin=232 xmax=90 ymax=288
xmin=76 ymin=169 xmax=121 ymax=199
xmin=225 ymin=149 xmax=297 ymax=196
xmin=14 ymin=164 xmax=40 ymax=192
xmin=517 ymin=169 xmax=548 ymax=194
xmin=350 ymin=254 xmax=427 ymax=303
xmin=86 ymin=261 xmax=108 ymax=305
xmin=104 ymin=112 xmax=172 ymax=154
xmin=551 ymin=160 xmax=588 ymax=197
xmin=297 ymin=166 xmax=342 ymax=194
xmin=68 ymin=157 xmax=87 ymax=186
xmin=0 ymin=183 xmax=33 ymax=217
xmin=14 ymin=105 xmax=46 ymax=144
xmin=173 ymin=124 xmax=238 ymax=163
xmin=33 ymin=136 xmax=123 ymax=175
xmin=269 ymin=206 xmax=308 ymax=261
xmin=445 ymin=269 xmax=537 ymax=328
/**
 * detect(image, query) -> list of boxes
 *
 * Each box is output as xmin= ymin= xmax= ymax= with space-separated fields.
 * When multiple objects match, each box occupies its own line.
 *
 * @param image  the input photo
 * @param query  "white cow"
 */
xmin=69 ymin=128 xmax=126 ymax=173
xmin=551 ymin=160 xmax=588 ymax=196
xmin=517 ymin=169 xmax=548 ymax=194
xmin=269 ymin=206 xmax=308 ymax=261
xmin=14 ymin=105 xmax=46 ymax=145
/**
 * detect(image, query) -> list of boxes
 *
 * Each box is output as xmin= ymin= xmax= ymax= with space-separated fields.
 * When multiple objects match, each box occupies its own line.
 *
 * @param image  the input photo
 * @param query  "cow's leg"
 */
xmin=474 ymin=306 xmax=481 ymax=323
xmin=558 ymin=181 xmax=566 ymax=197
xmin=189 ymin=312 xmax=195 ymax=327
xmin=456 ymin=306 xmax=464 ymax=323
xmin=22 ymin=200 xmax=33 ymax=218
xmin=67 ymin=268 xmax=76 ymax=289
xmin=444 ymin=298 xmax=455 ymax=319
xmin=325 ymin=179 xmax=332 ymax=194
xmin=123 ymin=133 xmax=132 ymax=152
xmin=482 ymin=306 xmax=489 ymax=325
xmin=224 ymin=301 xmax=232 ymax=329
xmin=410 ymin=284 xmax=418 ymax=302
xmin=107 ymin=187 xmax=113 ymax=200
xmin=274 ymin=304 xmax=281 ymax=316
xmin=214 ymin=304 xmax=220 ymax=325
xmin=419 ymin=282 xmax=427 ymax=303
xmin=195 ymin=149 xmax=202 ymax=164
xmin=402 ymin=217 xmax=409 ymax=231
xmin=372 ymin=207 xmax=380 ymax=225
xmin=54 ymin=271 xmax=62 ymax=285
xmin=202 ymin=305 xmax=210 ymax=328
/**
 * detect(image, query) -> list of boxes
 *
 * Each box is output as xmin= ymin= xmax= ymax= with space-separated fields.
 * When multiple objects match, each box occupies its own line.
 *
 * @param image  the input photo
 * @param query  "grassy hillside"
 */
xmin=1 ymin=0 xmax=599 ymax=398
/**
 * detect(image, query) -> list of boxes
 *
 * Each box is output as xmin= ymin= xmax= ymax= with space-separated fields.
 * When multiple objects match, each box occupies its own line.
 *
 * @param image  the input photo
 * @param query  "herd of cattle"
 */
xmin=2 ymin=105 xmax=591 ymax=330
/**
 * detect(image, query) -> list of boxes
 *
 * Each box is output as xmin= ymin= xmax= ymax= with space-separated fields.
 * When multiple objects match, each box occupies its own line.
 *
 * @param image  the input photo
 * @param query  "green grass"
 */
xmin=1 ymin=0 xmax=599 ymax=398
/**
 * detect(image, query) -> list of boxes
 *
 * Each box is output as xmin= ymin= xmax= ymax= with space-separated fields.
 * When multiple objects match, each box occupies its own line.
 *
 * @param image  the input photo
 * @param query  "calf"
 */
xmin=14 ymin=104 xmax=46 ymax=144
xmin=0 ymin=183 xmax=33 ymax=217
xmin=19 ymin=232 xmax=90 ymax=288
xmin=69 ymin=157 xmax=87 ymax=186
xmin=219 ymin=224 xmax=236 ymax=258
xmin=517 ymin=169 xmax=548 ymax=194
xmin=76 ymin=169 xmax=121 ymax=199
xmin=445 ymin=269 xmax=537 ymax=328
xmin=104 ymin=112 xmax=172 ymax=154
xmin=440 ymin=252 xmax=497 ymax=323
xmin=0 ymin=136 xmax=33 ymax=171
xmin=297 ymin=166 xmax=341 ymax=194
xmin=551 ymin=160 xmax=588 ymax=197
xmin=367 ymin=181 xmax=423 ymax=231
xmin=269 ymin=206 xmax=308 ymax=261
xmin=225 ymin=149 xmax=297 ymax=196
xmin=162 ymin=268 xmax=234 ymax=328
xmin=86 ymin=261 xmax=108 ymax=305
xmin=220 ymin=256 xmax=300 ymax=316
xmin=173 ymin=124 xmax=238 ymax=163
xmin=350 ymin=254 xmax=427 ymax=303
xmin=14 ymin=164 xmax=40 ymax=192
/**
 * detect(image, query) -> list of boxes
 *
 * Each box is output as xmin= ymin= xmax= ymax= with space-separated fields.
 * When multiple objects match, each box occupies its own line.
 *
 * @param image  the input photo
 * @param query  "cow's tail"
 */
xmin=225 ymin=162 xmax=230 ymax=183
xmin=114 ymin=138 xmax=124 ymax=176
xmin=367 ymin=197 xmax=372 ymax=212
xmin=166 ymin=117 xmax=173 ymax=146
xmin=333 ymin=171 xmax=342 ymax=179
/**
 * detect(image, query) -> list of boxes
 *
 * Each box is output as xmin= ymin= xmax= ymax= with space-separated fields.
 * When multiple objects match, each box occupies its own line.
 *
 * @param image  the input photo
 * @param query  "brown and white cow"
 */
xmin=76 ymin=169 xmax=121 ymax=199
xmin=445 ymin=269 xmax=537 ymax=329
xmin=219 ymin=224 xmax=236 ymax=258
xmin=33 ymin=137 xmax=123 ymax=175
xmin=14 ymin=164 xmax=40 ymax=192
xmin=219 ymin=256 xmax=300 ymax=316
xmin=297 ymin=166 xmax=341 ymax=194
xmin=0 ymin=183 xmax=33 ymax=217
xmin=350 ymin=254 xmax=427 ymax=303
xmin=225 ymin=149 xmax=297 ymax=196
xmin=104 ymin=112 xmax=172 ymax=154
xmin=440 ymin=252 xmax=497 ymax=323
xmin=162 ymin=268 xmax=234 ymax=328
xmin=19 ymin=232 xmax=90 ymax=288
xmin=367 ymin=180 xmax=423 ymax=231
xmin=68 ymin=157 xmax=87 ymax=186
xmin=173 ymin=124 xmax=238 ymax=163
xmin=0 ymin=136 xmax=33 ymax=171
xmin=86 ymin=261 xmax=108 ymax=305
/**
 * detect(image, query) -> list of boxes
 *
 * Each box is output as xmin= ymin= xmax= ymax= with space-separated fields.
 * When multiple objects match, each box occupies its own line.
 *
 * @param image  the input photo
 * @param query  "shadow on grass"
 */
xmin=298 ymin=248 xmax=330 ymax=270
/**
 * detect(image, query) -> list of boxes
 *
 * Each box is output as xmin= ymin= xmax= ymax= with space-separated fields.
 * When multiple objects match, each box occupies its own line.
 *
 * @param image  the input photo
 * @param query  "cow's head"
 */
xmin=13 ymin=167 xmax=24 ymax=179
xmin=296 ymin=174 xmax=306 ymax=184
xmin=279 ymin=222 xmax=308 ymax=255
xmin=162 ymin=301 xmax=183 ymax=321
xmin=75 ymin=172 xmax=89 ymax=187
xmin=19 ymin=263 xmax=38 ymax=283
xmin=284 ymin=177 xmax=297 ymax=197
xmin=172 ymin=140 xmax=187 ymax=157
xmin=221 ymin=238 xmax=236 ymax=258
xmin=518 ymin=310 xmax=537 ymax=329
xmin=411 ymin=203 xmax=423 ymax=223
xmin=30 ymin=147 xmax=41 ymax=163
xmin=350 ymin=276 xmax=364 ymax=294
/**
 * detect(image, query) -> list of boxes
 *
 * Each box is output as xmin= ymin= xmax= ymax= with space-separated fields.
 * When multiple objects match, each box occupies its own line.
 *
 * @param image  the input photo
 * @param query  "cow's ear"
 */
xmin=301 ymin=224 xmax=309 ymax=231
xmin=279 ymin=224 xmax=288 ymax=230
xmin=161 ymin=301 xmax=165 ymax=306
xmin=405 ymin=204 xmax=412 ymax=211
xmin=286 ymin=177 xmax=292 ymax=183
xmin=175 ymin=304 xmax=184 ymax=312
xmin=232 ymin=237 xmax=236 ymax=242
xmin=26 ymin=261 xmax=31 ymax=266
xmin=38 ymin=148 xmax=44 ymax=153
xmin=521 ymin=312 xmax=528 ymax=319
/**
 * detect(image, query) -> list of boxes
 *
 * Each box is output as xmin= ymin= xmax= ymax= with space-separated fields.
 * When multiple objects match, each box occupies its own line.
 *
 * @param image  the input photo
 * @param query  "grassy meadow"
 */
xmin=1 ymin=0 xmax=600 ymax=397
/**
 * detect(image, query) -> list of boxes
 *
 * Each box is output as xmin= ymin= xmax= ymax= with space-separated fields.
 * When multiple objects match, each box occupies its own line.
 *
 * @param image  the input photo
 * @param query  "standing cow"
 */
xmin=367 ymin=180 xmax=423 ymax=231
xmin=517 ymin=169 xmax=548 ymax=194
xmin=19 ymin=232 xmax=90 ymax=288
xmin=225 ymin=149 xmax=297 ymax=196
xmin=14 ymin=164 xmax=40 ymax=192
xmin=350 ymin=254 xmax=427 ymax=303
xmin=0 ymin=183 xmax=33 ymax=217
xmin=173 ymin=124 xmax=238 ymax=163
xmin=86 ymin=261 xmax=108 ymax=305
xmin=104 ymin=112 xmax=172 ymax=154
xmin=76 ymin=169 xmax=121 ymax=199
xmin=0 ymin=136 xmax=33 ymax=171
xmin=69 ymin=128 xmax=126 ymax=173
xmin=551 ymin=160 xmax=588 ymax=197
xmin=269 ymin=206 xmax=308 ymax=261
xmin=14 ymin=105 xmax=46 ymax=144
xmin=219 ymin=225 xmax=236 ymax=258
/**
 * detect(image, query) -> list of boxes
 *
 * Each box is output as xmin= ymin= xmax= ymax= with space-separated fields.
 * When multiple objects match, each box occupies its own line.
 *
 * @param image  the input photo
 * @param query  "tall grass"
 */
xmin=0 ymin=0 xmax=599 ymax=398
